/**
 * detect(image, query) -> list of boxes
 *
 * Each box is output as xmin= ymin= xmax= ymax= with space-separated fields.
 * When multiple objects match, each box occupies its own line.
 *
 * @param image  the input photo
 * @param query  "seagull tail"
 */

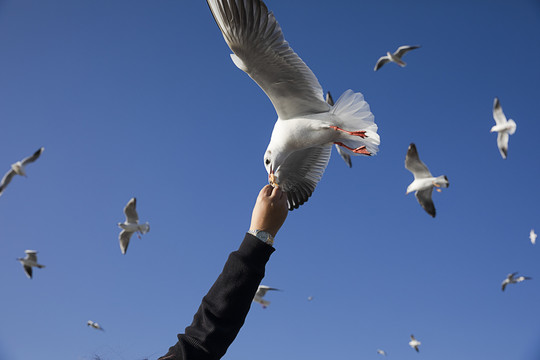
xmin=36 ymin=264 xmax=45 ymax=268
xmin=140 ymin=223 xmax=150 ymax=234
xmin=331 ymin=90 xmax=380 ymax=156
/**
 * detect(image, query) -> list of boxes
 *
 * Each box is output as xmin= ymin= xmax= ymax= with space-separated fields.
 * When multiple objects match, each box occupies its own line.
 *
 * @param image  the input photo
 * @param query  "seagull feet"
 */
xmin=329 ymin=126 xmax=367 ymax=138
xmin=334 ymin=142 xmax=371 ymax=156
xmin=432 ymin=182 xmax=442 ymax=192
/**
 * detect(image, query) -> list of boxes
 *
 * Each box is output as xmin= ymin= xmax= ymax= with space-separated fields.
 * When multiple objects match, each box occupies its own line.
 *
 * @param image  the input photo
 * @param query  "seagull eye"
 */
xmin=265 ymin=159 xmax=270 ymax=165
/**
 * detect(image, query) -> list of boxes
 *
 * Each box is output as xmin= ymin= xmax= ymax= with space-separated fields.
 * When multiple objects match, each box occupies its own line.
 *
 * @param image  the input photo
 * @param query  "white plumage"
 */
xmin=118 ymin=198 xmax=150 ymax=254
xmin=491 ymin=97 xmax=516 ymax=159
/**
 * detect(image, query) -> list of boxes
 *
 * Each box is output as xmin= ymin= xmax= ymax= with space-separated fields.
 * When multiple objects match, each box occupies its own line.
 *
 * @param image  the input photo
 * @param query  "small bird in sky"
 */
xmin=405 ymin=143 xmax=449 ymax=217
xmin=530 ymin=229 xmax=537 ymax=245
xmin=501 ymin=272 xmax=532 ymax=291
xmin=409 ymin=334 xmax=421 ymax=352
xmin=87 ymin=320 xmax=104 ymax=331
xmin=118 ymin=198 xmax=150 ymax=254
xmin=17 ymin=250 xmax=45 ymax=279
xmin=307 ymin=296 xmax=314 ymax=301
xmin=327 ymin=92 xmax=352 ymax=168
xmin=374 ymin=45 xmax=420 ymax=71
xmin=253 ymin=285 xmax=280 ymax=309
xmin=491 ymin=97 xmax=516 ymax=159
xmin=207 ymin=0 xmax=379 ymax=210
xmin=377 ymin=349 xmax=387 ymax=356
xmin=0 ymin=147 xmax=44 ymax=198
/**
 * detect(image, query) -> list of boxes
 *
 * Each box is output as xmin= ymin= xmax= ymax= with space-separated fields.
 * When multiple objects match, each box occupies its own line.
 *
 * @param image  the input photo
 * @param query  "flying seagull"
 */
xmin=118 ymin=198 xmax=150 ymax=254
xmin=327 ymin=92 xmax=352 ymax=168
xmin=491 ymin=97 xmax=516 ymax=159
xmin=0 ymin=147 xmax=44 ymax=197
xmin=87 ymin=320 xmax=105 ymax=331
xmin=377 ymin=349 xmax=387 ymax=356
xmin=253 ymin=285 xmax=280 ymax=309
xmin=501 ymin=272 xmax=532 ymax=291
xmin=374 ymin=45 xmax=420 ymax=71
xmin=207 ymin=0 xmax=379 ymax=210
xmin=405 ymin=143 xmax=449 ymax=217
xmin=530 ymin=229 xmax=537 ymax=245
xmin=409 ymin=334 xmax=421 ymax=352
xmin=17 ymin=250 xmax=45 ymax=279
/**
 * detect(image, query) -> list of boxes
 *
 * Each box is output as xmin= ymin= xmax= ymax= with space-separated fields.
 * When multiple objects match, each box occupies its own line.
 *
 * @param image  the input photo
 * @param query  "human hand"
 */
xmin=249 ymin=185 xmax=288 ymax=237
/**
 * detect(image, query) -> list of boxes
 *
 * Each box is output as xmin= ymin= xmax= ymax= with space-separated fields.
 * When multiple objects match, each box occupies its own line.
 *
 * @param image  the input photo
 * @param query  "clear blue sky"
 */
xmin=1 ymin=0 xmax=539 ymax=359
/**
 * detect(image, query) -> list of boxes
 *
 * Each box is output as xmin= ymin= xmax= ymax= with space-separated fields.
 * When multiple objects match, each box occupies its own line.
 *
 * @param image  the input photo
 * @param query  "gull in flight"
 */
xmin=207 ymin=0 xmax=379 ymax=210
xmin=118 ymin=198 xmax=150 ymax=254
xmin=327 ymin=92 xmax=352 ymax=168
xmin=253 ymin=285 xmax=280 ymax=309
xmin=377 ymin=349 xmax=387 ymax=356
xmin=530 ymin=229 xmax=537 ymax=245
xmin=491 ymin=97 xmax=516 ymax=159
xmin=374 ymin=45 xmax=420 ymax=71
xmin=17 ymin=250 xmax=45 ymax=279
xmin=409 ymin=334 xmax=421 ymax=352
xmin=0 ymin=147 xmax=44 ymax=198
xmin=87 ymin=320 xmax=105 ymax=331
xmin=501 ymin=272 xmax=532 ymax=291
xmin=405 ymin=143 xmax=449 ymax=217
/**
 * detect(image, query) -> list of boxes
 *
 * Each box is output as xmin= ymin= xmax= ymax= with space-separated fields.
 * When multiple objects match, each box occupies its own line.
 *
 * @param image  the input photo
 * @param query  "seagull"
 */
xmin=501 ymin=272 xmax=532 ymax=291
xmin=253 ymin=285 xmax=280 ymax=309
xmin=405 ymin=143 xmax=449 ymax=217
xmin=307 ymin=296 xmax=314 ymax=301
xmin=87 ymin=320 xmax=105 ymax=331
xmin=118 ymin=198 xmax=150 ymax=254
xmin=491 ymin=97 xmax=516 ymax=159
xmin=327 ymin=92 xmax=352 ymax=168
xmin=0 ymin=147 xmax=44 ymax=198
xmin=374 ymin=45 xmax=420 ymax=71
xmin=409 ymin=334 xmax=421 ymax=352
xmin=377 ymin=349 xmax=387 ymax=356
xmin=207 ymin=0 xmax=379 ymax=210
xmin=530 ymin=229 xmax=537 ymax=245
xmin=16 ymin=250 xmax=45 ymax=279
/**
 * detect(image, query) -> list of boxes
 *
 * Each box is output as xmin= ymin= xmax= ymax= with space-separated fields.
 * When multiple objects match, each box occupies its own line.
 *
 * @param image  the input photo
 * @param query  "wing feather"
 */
xmin=123 ymin=198 xmax=139 ymax=223
xmin=405 ymin=143 xmax=432 ymax=179
xmin=21 ymin=147 xmax=44 ymax=166
xmin=416 ymin=188 xmax=435 ymax=217
xmin=493 ymin=97 xmax=507 ymax=126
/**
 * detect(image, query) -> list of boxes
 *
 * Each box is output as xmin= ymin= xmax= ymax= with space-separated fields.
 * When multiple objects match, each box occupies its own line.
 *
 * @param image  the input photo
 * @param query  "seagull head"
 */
xmin=264 ymin=148 xmax=287 ymax=188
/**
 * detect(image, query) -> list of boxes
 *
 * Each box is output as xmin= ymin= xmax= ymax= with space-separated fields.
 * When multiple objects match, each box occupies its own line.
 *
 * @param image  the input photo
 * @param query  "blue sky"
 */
xmin=1 ymin=0 xmax=539 ymax=359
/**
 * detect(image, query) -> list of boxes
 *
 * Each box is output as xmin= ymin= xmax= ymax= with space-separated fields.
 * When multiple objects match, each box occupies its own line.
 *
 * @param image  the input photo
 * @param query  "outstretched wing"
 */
xmin=119 ymin=230 xmax=134 ymax=255
xmin=497 ymin=132 xmax=509 ymax=159
xmin=493 ymin=97 xmax=507 ymax=126
xmin=123 ymin=198 xmax=139 ymax=223
xmin=206 ymin=0 xmax=329 ymax=120
xmin=374 ymin=56 xmax=390 ymax=71
xmin=405 ymin=143 xmax=432 ymax=179
xmin=276 ymin=145 xmax=332 ymax=210
xmin=394 ymin=45 xmax=420 ymax=58
xmin=416 ymin=188 xmax=435 ymax=217
xmin=21 ymin=147 xmax=44 ymax=166
xmin=0 ymin=169 xmax=17 ymax=196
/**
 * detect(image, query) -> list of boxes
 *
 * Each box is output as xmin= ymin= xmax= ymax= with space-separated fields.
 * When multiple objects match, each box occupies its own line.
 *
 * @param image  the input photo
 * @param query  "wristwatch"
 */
xmin=248 ymin=229 xmax=274 ymax=246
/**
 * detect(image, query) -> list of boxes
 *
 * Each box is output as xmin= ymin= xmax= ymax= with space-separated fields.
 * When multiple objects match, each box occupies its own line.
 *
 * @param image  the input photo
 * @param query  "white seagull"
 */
xmin=0 ymin=147 xmax=44 ymax=197
xmin=327 ymin=92 xmax=352 ymax=168
xmin=501 ymin=272 xmax=532 ymax=291
xmin=17 ymin=250 xmax=46 ymax=279
xmin=374 ymin=45 xmax=420 ymax=71
xmin=207 ymin=0 xmax=379 ymax=210
xmin=253 ymin=285 xmax=280 ymax=309
xmin=491 ymin=97 xmax=516 ymax=159
xmin=118 ymin=198 xmax=150 ymax=254
xmin=377 ymin=349 xmax=387 ymax=356
xmin=87 ymin=320 xmax=105 ymax=331
xmin=530 ymin=229 xmax=537 ymax=245
xmin=409 ymin=334 xmax=421 ymax=352
xmin=405 ymin=143 xmax=449 ymax=217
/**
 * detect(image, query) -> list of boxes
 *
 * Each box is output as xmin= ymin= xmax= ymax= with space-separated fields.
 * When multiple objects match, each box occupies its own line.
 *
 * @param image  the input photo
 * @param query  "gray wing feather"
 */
xmin=497 ymin=132 xmax=509 ymax=159
xmin=23 ymin=265 xmax=33 ymax=279
xmin=123 ymin=198 xmax=139 ymax=223
xmin=119 ymin=230 xmax=133 ymax=254
xmin=416 ymin=188 xmax=435 ymax=217
xmin=374 ymin=56 xmax=390 ymax=71
xmin=394 ymin=45 xmax=420 ymax=58
xmin=21 ymin=147 xmax=44 ymax=166
xmin=0 ymin=169 xmax=17 ymax=195
xmin=493 ymin=97 xmax=507 ymax=126
xmin=405 ymin=143 xmax=432 ymax=178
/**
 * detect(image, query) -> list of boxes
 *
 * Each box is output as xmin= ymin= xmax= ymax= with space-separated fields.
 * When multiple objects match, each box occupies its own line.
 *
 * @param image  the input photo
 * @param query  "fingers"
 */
xmin=259 ymin=184 xmax=273 ymax=198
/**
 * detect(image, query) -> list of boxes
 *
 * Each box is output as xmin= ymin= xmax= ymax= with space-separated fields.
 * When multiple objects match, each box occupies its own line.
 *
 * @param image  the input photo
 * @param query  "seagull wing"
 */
xmin=496 ymin=132 xmax=509 ymax=159
xmin=405 ymin=143 xmax=432 ymax=179
xmin=501 ymin=280 xmax=508 ymax=291
xmin=277 ymin=144 xmax=332 ymax=210
xmin=206 ymin=0 xmax=330 ymax=120
xmin=493 ymin=97 xmax=507 ymax=126
xmin=374 ymin=56 xmax=390 ymax=71
xmin=123 ymin=198 xmax=139 ymax=223
xmin=25 ymin=250 xmax=38 ymax=262
xmin=23 ymin=265 xmax=33 ymax=279
xmin=0 ymin=169 xmax=17 ymax=196
xmin=21 ymin=147 xmax=44 ymax=166
xmin=119 ymin=230 xmax=134 ymax=254
xmin=394 ymin=45 xmax=420 ymax=58
xmin=416 ymin=188 xmax=435 ymax=217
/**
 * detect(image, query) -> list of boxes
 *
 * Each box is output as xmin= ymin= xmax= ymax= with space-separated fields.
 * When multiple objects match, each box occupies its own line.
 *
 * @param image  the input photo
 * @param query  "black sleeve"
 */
xmin=158 ymin=233 xmax=275 ymax=360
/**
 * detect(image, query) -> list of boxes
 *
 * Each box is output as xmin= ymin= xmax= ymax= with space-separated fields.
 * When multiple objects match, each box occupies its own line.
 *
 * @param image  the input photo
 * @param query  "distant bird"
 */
xmin=501 ymin=272 xmax=532 ymax=291
xmin=16 ymin=250 xmax=45 ymax=279
xmin=207 ymin=0 xmax=380 ymax=210
xmin=374 ymin=45 xmax=420 ymax=71
xmin=253 ymin=285 xmax=280 ymax=309
xmin=307 ymin=296 xmax=314 ymax=301
xmin=530 ymin=229 xmax=537 ymax=245
xmin=0 ymin=147 xmax=44 ymax=197
xmin=118 ymin=198 xmax=150 ymax=254
xmin=87 ymin=320 xmax=104 ymax=331
xmin=491 ymin=97 xmax=516 ymax=159
xmin=377 ymin=349 xmax=387 ymax=356
xmin=327 ymin=92 xmax=352 ymax=168
xmin=405 ymin=143 xmax=449 ymax=217
xmin=409 ymin=334 xmax=421 ymax=352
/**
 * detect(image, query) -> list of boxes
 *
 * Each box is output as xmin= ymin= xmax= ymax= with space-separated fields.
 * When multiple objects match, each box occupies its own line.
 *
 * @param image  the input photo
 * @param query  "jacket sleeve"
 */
xmin=158 ymin=233 xmax=275 ymax=360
